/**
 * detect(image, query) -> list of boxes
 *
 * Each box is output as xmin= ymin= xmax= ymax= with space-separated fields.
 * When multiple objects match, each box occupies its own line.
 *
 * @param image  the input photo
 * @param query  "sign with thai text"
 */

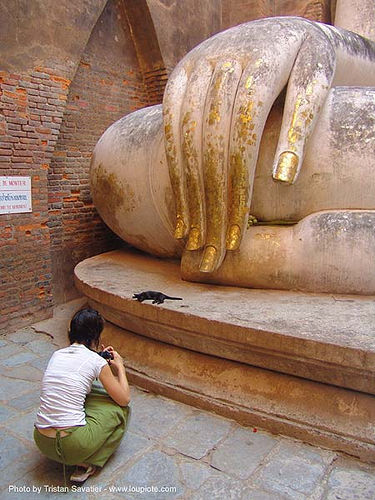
xmin=0 ymin=176 xmax=32 ymax=214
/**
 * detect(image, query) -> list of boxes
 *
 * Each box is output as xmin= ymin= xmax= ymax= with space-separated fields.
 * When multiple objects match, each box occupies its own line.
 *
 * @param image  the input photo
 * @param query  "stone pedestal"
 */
xmin=75 ymin=249 xmax=375 ymax=462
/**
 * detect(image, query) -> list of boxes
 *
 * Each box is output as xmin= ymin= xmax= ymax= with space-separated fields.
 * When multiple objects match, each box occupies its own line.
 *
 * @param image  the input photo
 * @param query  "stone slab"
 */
xmin=0 ymin=429 xmax=28 ymax=470
xmin=7 ymin=390 xmax=41 ymax=412
xmin=0 ymin=448 xmax=41 ymax=493
xmin=252 ymin=440 xmax=335 ymax=499
xmin=25 ymin=340 xmax=57 ymax=357
xmin=0 ymin=344 xmax=22 ymax=360
xmin=74 ymin=249 xmax=375 ymax=394
xmin=0 ymin=365 xmax=44 ymax=383
xmin=10 ymin=459 xmax=86 ymax=500
xmin=2 ymin=317 xmax=375 ymax=498
xmin=5 ymin=329 xmax=38 ymax=345
xmin=129 ymin=393 xmax=193 ymax=440
xmin=100 ymin=323 xmax=375 ymax=463
xmin=4 ymin=410 xmax=38 ymax=443
xmin=0 ymin=405 xmax=17 ymax=424
xmin=116 ymin=450 xmax=185 ymax=499
xmin=29 ymin=355 xmax=52 ymax=372
xmin=162 ymin=412 xmax=232 ymax=459
xmin=210 ymin=427 xmax=278 ymax=479
xmin=325 ymin=459 xmax=375 ymax=499
xmin=0 ymin=352 xmax=39 ymax=368
xmin=178 ymin=459 xmax=217 ymax=490
xmin=189 ymin=475 xmax=254 ymax=500
xmin=0 ymin=377 xmax=39 ymax=403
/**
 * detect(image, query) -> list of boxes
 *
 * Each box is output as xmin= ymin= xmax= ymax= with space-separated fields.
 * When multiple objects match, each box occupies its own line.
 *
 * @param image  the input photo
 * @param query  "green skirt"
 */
xmin=34 ymin=382 xmax=131 ymax=468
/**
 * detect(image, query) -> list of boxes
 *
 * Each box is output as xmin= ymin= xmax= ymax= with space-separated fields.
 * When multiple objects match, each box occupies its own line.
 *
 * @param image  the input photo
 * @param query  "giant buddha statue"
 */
xmin=91 ymin=0 xmax=375 ymax=295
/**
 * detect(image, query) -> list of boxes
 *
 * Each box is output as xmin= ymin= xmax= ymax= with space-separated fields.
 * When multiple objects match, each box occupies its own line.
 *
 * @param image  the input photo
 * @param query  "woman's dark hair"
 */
xmin=68 ymin=308 xmax=104 ymax=349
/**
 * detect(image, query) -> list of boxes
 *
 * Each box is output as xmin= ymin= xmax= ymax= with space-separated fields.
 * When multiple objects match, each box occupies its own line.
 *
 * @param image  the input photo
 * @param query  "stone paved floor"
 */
xmin=1 ymin=303 xmax=375 ymax=499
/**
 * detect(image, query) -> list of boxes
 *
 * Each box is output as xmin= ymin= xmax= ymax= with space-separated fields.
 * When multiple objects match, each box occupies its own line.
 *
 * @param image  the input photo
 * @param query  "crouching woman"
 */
xmin=34 ymin=308 xmax=130 ymax=483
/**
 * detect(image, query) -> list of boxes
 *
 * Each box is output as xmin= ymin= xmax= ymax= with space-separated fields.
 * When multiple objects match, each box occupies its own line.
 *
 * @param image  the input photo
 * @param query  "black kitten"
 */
xmin=133 ymin=291 xmax=183 ymax=305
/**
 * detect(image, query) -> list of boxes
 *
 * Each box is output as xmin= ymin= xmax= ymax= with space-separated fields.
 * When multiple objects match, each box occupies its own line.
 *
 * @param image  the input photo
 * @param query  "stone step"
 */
xmin=74 ymin=248 xmax=375 ymax=461
xmin=98 ymin=322 xmax=375 ymax=463
xmin=74 ymin=249 xmax=375 ymax=395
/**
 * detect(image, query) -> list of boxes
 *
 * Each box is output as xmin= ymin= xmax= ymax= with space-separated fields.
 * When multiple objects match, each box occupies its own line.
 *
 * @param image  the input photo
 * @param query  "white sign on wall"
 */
xmin=0 ymin=176 xmax=32 ymax=214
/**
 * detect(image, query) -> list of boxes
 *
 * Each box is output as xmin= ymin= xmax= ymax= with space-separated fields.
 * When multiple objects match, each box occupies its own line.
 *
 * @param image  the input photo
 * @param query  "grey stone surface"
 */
xmin=190 ymin=474 xmax=253 ymax=500
xmin=25 ymin=339 xmax=57 ymax=357
xmin=0 ymin=365 xmax=43 ymax=383
xmin=0 ymin=377 xmax=38 ymax=402
xmin=117 ymin=450 xmax=185 ymax=499
xmin=162 ymin=411 xmax=232 ymax=459
xmin=3 ymin=410 xmax=37 ymax=443
xmin=253 ymin=440 xmax=335 ymax=499
xmin=178 ymin=459 xmax=216 ymax=490
xmin=0 ymin=447 xmax=41 ymax=491
xmin=29 ymin=355 xmax=51 ymax=371
xmin=240 ymin=490 xmax=287 ymax=500
xmin=5 ymin=329 xmax=37 ymax=345
xmin=0 ymin=344 xmax=22 ymax=361
xmin=0 ymin=405 xmax=17 ymax=424
xmin=0 ymin=307 xmax=375 ymax=500
xmin=0 ymin=352 xmax=39 ymax=368
xmin=210 ymin=426 xmax=278 ymax=479
xmin=130 ymin=393 xmax=193 ymax=439
xmin=7 ymin=391 xmax=41 ymax=412
xmin=0 ymin=429 xmax=29 ymax=470
xmin=325 ymin=460 xmax=375 ymax=500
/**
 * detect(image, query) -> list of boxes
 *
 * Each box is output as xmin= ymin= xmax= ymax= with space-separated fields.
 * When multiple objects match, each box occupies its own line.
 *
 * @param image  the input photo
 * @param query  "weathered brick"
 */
xmin=8 ymin=116 xmax=28 ymax=125
xmin=28 ymin=95 xmax=48 ymax=103
xmin=0 ymin=1 xmax=155 ymax=332
xmin=2 ymin=109 xmax=16 ymax=118
xmin=19 ymin=137 xmax=38 ymax=143
xmin=26 ymin=88 xmax=40 ymax=96
xmin=13 ymin=150 xmax=33 ymax=157
xmin=19 ymin=80 xmax=39 ymax=89
xmin=1 ymin=84 xmax=16 ymax=92
xmin=31 ymin=71 xmax=50 ymax=79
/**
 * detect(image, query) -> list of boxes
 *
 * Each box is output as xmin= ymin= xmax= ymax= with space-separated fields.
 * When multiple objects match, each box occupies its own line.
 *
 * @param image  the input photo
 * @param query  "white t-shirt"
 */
xmin=35 ymin=343 xmax=107 ymax=428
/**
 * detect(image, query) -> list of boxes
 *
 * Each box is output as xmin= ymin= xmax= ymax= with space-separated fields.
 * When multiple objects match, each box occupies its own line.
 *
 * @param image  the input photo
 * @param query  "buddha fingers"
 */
xmin=164 ymin=17 xmax=375 ymax=275
xmin=181 ymin=61 xmax=213 ymax=251
xmin=272 ymin=27 xmax=336 ymax=185
xmin=200 ymin=59 xmax=242 ymax=273
xmin=226 ymin=50 xmax=296 ymax=252
xmin=272 ymin=23 xmax=375 ymax=185
xmin=163 ymin=64 xmax=189 ymax=239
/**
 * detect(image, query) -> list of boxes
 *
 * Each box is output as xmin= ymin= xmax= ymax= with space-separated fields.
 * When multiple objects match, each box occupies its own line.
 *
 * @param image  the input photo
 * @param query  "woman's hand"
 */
xmin=110 ymin=350 xmax=125 ymax=374
xmin=101 ymin=345 xmax=124 ymax=374
xmin=101 ymin=344 xmax=114 ymax=354
xmin=99 ymin=348 xmax=130 ymax=407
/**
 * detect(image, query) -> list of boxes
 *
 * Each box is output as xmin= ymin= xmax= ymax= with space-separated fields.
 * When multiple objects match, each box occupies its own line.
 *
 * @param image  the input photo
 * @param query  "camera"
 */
xmin=98 ymin=350 xmax=114 ymax=361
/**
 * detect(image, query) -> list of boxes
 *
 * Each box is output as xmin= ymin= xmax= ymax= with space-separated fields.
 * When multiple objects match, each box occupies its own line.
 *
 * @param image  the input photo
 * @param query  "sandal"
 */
xmin=70 ymin=464 xmax=97 ymax=482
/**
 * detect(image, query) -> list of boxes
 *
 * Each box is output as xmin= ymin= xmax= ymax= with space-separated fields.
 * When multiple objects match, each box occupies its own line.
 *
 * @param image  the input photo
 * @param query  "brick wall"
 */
xmin=144 ymin=66 xmax=169 ymax=105
xmin=48 ymin=0 xmax=150 ymax=303
xmin=0 ymin=68 xmax=70 ymax=331
xmin=0 ymin=0 xmax=153 ymax=331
